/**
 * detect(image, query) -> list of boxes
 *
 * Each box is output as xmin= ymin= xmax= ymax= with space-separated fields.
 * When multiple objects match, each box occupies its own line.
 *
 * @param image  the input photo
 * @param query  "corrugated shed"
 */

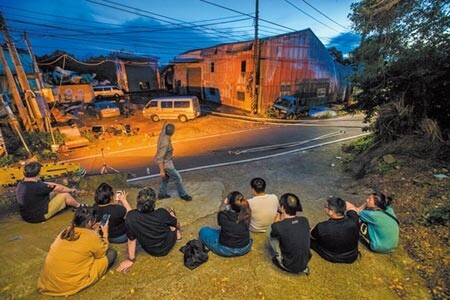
xmin=172 ymin=29 xmax=352 ymax=113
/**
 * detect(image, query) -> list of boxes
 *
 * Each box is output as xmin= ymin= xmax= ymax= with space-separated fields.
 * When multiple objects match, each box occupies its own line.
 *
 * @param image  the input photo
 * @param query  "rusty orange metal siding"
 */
xmin=173 ymin=29 xmax=344 ymax=113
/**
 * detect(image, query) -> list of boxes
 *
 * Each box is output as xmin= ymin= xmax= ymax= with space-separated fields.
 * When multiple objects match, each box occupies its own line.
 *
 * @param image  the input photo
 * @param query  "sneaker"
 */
xmin=158 ymin=194 xmax=171 ymax=200
xmin=180 ymin=194 xmax=192 ymax=201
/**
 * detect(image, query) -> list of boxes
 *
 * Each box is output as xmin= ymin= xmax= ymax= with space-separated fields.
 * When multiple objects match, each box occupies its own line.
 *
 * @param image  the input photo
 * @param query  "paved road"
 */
xmin=60 ymin=114 xmax=366 ymax=179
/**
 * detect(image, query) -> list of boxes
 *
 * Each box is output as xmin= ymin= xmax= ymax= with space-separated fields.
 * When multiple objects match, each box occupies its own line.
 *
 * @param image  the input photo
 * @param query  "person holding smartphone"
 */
xmin=37 ymin=206 xmax=116 ymax=296
xmin=93 ymin=183 xmax=132 ymax=243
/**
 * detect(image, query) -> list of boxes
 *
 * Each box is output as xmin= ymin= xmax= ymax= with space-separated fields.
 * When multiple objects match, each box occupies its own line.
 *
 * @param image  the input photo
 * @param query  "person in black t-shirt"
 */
xmin=199 ymin=191 xmax=252 ymax=257
xmin=310 ymin=196 xmax=359 ymax=263
xmin=93 ymin=183 xmax=132 ymax=243
xmin=269 ymin=193 xmax=311 ymax=275
xmin=16 ymin=161 xmax=82 ymax=223
xmin=116 ymin=187 xmax=181 ymax=273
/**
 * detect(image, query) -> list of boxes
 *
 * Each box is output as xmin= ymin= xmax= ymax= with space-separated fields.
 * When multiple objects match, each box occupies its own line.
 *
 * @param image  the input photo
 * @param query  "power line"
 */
xmin=284 ymin=0 xmax=340 ymax=33
xmin=298 ymin=0 xmax=348 ymax=30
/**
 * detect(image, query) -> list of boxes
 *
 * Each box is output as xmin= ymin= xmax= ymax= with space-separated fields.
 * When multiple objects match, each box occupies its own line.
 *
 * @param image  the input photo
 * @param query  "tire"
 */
xmin=151 ymin=115 xmax=160 ymax=122
xmin=96 ymin=95 xmax=103 ymax=100
xmin=114 ymin=94 xmax=120 ymax=99
xmin=286 ymin=113 xmax=295 ymax=120
xmin=178 ymin=115 xmax=188 ymax=122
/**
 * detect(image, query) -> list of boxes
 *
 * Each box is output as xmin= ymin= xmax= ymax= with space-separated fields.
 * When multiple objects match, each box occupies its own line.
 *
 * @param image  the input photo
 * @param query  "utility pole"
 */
xmin=0 ymin=47 xmax=33 ymax=131
xmin=251 ymin=0 xmax=261 ymax=114
xmin=0 ymin=12 xmax=45 ymax=132
xmin=24 ymin=31 xmax=54 ymax=139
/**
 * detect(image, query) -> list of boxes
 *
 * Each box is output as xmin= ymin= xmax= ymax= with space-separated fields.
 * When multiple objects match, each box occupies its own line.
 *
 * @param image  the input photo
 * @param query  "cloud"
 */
xmin=326 ymin=32 xmax=361 ymax=54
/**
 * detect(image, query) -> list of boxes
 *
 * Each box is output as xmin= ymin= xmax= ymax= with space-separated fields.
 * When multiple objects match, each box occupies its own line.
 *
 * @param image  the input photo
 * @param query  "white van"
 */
xmin=93 ymin=85 xmax=124 ymax=99
xmin=143 ymin=96 xmax=201 ymax=122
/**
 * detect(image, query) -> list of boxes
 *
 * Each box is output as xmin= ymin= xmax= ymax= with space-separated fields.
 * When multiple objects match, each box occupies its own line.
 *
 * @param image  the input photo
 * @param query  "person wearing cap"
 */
xmin=269 ymin=193 xmax=311 ymax=275
xmin=116 ymin=187 xmax=181 ymax=273
xmin=16 ymin=161 xmax=83 ymax=223
xmin=154 ymin=122 xmax=192 ymax=201
xmin=310 ymin=196 xmax=360 ymax=263
xmin=247 ymin=177 xmax=279 ymax=232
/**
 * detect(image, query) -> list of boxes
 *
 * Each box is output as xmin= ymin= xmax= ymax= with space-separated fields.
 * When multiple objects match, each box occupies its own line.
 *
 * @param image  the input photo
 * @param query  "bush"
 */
xmin=342 ymin=135 xmax=374 ymax=155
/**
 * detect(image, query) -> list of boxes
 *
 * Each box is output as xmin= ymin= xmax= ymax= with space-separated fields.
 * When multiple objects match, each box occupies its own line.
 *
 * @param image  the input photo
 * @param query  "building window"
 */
xmin=139 ymin=82 xmax=150 ymax=90
xmin=317 ymin=88 xmax=327 ymax=97
xmin=210 ymin=62 xmax=215 ymax=73
xmin=237 ymin=91 xmax=245 ymax=101
xmin=280 ymin=84 xmax=290 ymax=96
xmin=241 ymin=61 xmax=246 ymax=73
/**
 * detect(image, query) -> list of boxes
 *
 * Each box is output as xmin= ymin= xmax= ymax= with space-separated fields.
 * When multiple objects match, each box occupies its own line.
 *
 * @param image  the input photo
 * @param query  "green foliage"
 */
xmin=349 ymin=0 xmax=450 ymax=140
xmin=0 ymin=129 xmax=66 ymax=166
xmin=342 ymin=134 xmax=374 ymax=155
xmin=0 ymin=154 xmax=15 ymax=167
xmin=420 ymin=206 xmax=450 ymax=227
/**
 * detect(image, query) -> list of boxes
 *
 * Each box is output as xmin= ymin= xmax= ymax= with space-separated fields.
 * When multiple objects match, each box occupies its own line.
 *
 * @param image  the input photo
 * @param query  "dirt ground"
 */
xmin=0 ymin=114 xmax=443 ymax=299
xmin=344 ymin=155 xmax=449 ymax=300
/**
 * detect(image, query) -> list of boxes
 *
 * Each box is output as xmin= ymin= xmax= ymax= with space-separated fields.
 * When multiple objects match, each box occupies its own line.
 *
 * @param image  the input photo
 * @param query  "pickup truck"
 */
xmin=268 ymin=95 xmax=307 ymax=119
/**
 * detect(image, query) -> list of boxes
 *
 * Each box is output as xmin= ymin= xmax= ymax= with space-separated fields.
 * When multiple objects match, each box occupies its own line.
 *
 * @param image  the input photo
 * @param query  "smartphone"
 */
xmin=115 ymin=191 xmax=122 ymax=201
xmin=100 ymin=213 xmax=110 ymax=226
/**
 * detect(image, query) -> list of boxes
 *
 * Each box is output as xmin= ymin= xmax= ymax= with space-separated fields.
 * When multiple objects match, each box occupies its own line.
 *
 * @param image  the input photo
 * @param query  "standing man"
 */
xmin=269 ymin=193 xmax=311 ymax=274
xmin=247 ymin=177 xmax=278 ymax=232
xmin=16 ymin=161 xmax=83 ymax=223
xmin=310 ymin=196 xmax=360 ymax=263
xmin=155 ymin=122 xmax=192 ymax=201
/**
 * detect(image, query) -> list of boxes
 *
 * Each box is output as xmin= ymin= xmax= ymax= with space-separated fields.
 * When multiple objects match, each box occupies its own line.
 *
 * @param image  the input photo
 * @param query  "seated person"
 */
xmin=269 ymin=193 xmax=311 ymax=275
xmin=16 ymin=161 xmax=82 ymax=223
xmin=310 ymin=196 xmax=359 ymax=263
xmin=247 ymin=177 xmax=279 ymax=232
xmin=37 ymin=206 xmax=116 ymax=296
xmin=199 ymin=191 xmax=252 ymax=257
xmin=346 ymin=192 xmax=399 ymax=253
xmin=93 ymin=183 xmax=132 ymax=243
xmin=116 ymin=187 xmax=181 ymax=272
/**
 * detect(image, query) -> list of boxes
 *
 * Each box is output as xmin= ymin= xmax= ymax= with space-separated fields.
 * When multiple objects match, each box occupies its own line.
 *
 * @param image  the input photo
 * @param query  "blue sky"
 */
xmin=0 ymin=0 xmax=360 ymax=64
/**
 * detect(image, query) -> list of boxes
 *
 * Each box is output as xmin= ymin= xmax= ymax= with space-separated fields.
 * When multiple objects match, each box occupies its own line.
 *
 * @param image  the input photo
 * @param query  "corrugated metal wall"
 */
xmin=173 ymin=29 xmax=348 ymax=113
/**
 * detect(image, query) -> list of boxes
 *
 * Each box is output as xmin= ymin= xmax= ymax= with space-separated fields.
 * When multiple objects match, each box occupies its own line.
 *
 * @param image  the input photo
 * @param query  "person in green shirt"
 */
xmin=346 ymin=192 xmax=399 ymax=253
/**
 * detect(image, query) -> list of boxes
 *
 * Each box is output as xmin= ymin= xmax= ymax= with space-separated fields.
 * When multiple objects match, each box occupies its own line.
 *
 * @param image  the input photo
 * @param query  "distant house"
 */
xmin=170 ymin=29 xmax=352 ymax=113
xmin=41 ymin=51 xmax=161 ymax=94
xmin=111 ymin=52 xmax=160 ymax=93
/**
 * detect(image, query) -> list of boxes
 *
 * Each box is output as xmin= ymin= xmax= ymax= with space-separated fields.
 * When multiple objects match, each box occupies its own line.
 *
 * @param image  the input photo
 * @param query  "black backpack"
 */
xmin=179 ymin=239 xmax=209 ymax=270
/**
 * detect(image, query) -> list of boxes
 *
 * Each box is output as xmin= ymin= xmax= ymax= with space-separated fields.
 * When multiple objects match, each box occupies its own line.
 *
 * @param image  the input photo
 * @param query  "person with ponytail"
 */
xmin=116 ymin=187 xmax=181 ymax=273
xmin=198 ymin=191 xmax=253 ymax=257
xmin=37 ymin=206 xmax=116 ymax=296
xmin=346 ymin=191 xmax=399 ymax=253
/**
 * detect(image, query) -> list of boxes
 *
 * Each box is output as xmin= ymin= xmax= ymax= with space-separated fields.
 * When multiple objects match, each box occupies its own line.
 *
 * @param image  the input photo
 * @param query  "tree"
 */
xmin=349 ymin=0 xmax=450 ymax=141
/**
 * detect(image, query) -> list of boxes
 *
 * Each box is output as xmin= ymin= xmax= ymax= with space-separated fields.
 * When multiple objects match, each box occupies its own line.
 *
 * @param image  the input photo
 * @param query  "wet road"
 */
xmin=60 ymin=115 xmax=366 ymax=179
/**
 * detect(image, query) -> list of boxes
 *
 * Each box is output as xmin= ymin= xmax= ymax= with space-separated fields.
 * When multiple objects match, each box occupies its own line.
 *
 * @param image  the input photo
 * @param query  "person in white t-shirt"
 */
xmin=247 ymin=177 xmax=279 ymax=232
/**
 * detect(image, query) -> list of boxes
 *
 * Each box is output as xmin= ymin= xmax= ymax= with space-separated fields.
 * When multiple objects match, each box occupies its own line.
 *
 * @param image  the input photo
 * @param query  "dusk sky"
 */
xmin=0 ymin=0 xmax=360 ymax=65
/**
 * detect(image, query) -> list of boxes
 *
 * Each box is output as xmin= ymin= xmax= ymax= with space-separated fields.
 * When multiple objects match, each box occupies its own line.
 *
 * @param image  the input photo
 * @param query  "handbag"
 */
xmin=179 ymin=239 xmax=209 ymax=270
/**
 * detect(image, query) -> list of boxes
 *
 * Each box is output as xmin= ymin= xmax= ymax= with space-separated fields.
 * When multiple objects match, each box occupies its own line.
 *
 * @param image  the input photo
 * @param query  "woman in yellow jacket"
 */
xmin=37 ymin=206 xmax=117 ymax=296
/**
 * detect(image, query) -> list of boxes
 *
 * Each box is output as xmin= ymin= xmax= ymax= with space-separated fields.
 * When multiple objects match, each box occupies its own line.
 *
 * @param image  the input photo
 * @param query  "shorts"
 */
xmin=44 ymin=193 xmax=67 ymax=220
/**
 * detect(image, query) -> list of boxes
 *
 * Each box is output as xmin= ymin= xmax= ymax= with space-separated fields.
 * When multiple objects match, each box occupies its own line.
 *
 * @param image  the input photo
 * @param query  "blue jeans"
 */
xmin=159 ymin=165 xmax=187 ymax=197
xmin=109 ymin=233 xmax=128 ymax=244
xmin=199 ymin=227 xmax=252 ymax=257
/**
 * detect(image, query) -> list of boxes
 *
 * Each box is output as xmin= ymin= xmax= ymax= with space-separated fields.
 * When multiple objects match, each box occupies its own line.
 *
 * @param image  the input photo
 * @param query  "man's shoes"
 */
xmin=158 ymin=194 xmax=171 ymax=200
xmin=180 ymin=194 xmax=192 ymax=201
